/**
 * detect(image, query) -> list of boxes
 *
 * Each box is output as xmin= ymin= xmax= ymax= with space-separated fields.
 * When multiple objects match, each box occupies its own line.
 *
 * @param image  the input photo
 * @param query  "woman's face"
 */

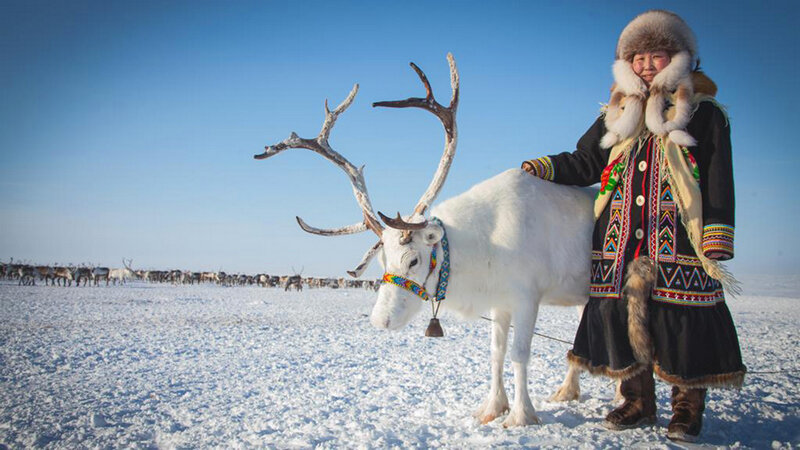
xmin=631 ymin=50 xmax=671 ymax=87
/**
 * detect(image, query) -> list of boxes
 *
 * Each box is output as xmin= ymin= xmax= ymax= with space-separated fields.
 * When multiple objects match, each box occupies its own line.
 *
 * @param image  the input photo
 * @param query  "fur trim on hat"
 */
xmin=624 ymin=256 xmax=657 ymax=364
xmin=616 ymin=10 xmax=698 ymax=62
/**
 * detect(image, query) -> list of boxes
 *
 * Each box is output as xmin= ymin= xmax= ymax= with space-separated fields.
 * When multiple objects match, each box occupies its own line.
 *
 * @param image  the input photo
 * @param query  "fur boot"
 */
xmin=668 ymin=386 xmax=707 ymax=442
xmin=603 ymin=367 xmax=657 ymax=430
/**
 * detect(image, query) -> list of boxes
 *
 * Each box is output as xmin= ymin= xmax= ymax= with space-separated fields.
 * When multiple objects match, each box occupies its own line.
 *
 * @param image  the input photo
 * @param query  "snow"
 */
xmin=0 ymin=276 xmax=798 ymax=449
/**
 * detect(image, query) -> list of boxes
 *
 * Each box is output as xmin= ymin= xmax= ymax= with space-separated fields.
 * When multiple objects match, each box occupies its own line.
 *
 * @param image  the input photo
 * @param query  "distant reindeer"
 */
xmin=109 ymin=259 xmax=136 ymax=285
xmin=53 ymin=267 xmax=73 ymax=286
xmin=92 ymin=267 xmax=110 ymax=286
xmin=283 ymin=267 xmax=304 ymax=292
xmin=73 ymin=267 xmax=92 ymax=287
xmin=201 ymin=272 xmax=219 ymax=284
xmin=17 ymin=265 xmax=36 ymax=286
xmin=256 ymin=274 xmax=271 ymax=287
xmin=34 ymin=265 xmax=53 ymax=285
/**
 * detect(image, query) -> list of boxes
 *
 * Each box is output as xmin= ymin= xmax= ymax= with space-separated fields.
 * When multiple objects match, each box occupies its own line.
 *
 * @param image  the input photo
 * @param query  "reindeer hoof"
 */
xmin=478 ymin=413 xmax=499 ymax=425
xmin=473 ymin=401 xmax=509 ymax=425
xmin=502 ymin=407 xmax=541 ymax=427
xmin=548 ymin=386 xmax=580 ymax=402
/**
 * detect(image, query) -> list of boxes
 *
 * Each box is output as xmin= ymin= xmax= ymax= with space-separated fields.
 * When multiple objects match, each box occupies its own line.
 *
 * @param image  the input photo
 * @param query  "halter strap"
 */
xmin=382 ymin=217 xmax=450 ymax=307
xmin=382 ymin=273 xmax=431 ymax=301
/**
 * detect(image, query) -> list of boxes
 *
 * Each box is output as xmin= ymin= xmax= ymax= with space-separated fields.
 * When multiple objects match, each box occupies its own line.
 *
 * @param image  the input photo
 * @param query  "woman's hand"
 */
xmin=521 ymin=160 xmax=536 ymax=175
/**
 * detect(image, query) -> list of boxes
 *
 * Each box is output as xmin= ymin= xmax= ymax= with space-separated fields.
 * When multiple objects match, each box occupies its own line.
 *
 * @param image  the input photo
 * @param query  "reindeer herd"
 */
xmin=1 ymin=259 xmax=136 ymax=287
xmin=0 ymin=259 xmax=380 ymax=291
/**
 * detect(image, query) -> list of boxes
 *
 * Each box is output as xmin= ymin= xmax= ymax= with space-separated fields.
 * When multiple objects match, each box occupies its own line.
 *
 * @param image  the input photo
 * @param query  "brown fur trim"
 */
xmin=567 ymin=350 xmax=647 ymax=381
xmin=691 ymin=71 xmax=717 ymax=96
xmin=675 ymin=83 xmax=691 ymax=102
xmin=624 ymin=257 xmax=657 ymax=364
xmin=655 ymin=363 xmax=746 ymax=389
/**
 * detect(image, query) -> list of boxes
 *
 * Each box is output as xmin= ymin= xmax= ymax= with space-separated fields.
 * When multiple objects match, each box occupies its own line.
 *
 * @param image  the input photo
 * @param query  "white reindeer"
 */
xmin=109 ymin=259 xmax=136 ymax=285
xmin=256 ymin=54 xmax=594 ymax=426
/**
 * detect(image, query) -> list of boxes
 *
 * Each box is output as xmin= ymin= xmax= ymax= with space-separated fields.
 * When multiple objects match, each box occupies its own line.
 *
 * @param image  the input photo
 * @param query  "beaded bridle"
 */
xmin=381 ymin=217 xmax=450 ymax=328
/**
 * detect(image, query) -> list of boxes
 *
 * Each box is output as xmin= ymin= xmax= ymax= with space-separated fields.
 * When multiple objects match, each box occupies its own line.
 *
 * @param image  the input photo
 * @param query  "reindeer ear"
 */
xmin=422 ymin=223 xmax=444 ymax=245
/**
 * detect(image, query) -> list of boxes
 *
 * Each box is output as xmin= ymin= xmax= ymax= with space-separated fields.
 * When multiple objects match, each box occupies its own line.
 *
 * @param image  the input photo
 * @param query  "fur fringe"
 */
xmin=701 ymin=258 xmax=742 ymax=297
xmin=655 ymin=363 xmax=746 ymax=389
xmin=624 ymin=257 xmax=657 ymax=364
xmin=567 ymin=350 xmax=648 ymax=381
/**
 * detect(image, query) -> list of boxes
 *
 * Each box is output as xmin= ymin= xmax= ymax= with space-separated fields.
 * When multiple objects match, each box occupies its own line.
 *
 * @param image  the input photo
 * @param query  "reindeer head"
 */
xmin=370 ymin=216 xmax=445 ymax=330
xmin=256 ymin=54 xmax=459 ymax=334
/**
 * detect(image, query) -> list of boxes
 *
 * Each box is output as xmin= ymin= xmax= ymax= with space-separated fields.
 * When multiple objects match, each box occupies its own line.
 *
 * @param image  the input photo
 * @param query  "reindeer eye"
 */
xmin=409 ymin=258 xmax=419 ymax=268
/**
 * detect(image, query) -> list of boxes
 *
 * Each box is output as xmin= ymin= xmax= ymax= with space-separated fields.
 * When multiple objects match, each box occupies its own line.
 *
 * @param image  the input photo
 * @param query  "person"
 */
xmin=522 ymin=10 xmax=745 ymax=443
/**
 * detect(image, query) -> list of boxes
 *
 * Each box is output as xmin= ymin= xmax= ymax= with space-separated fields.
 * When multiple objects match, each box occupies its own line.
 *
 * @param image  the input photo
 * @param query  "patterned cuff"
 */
xmin=702 ymin=224 xmax=734 ymax=260
xmin=521 ymin=156 xmax=554 ymax=181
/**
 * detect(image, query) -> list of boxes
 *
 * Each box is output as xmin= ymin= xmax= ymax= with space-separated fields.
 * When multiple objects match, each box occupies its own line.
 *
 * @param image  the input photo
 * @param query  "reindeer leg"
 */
xmin=549 ymin=304 xmax=585 ymax=402
xmin=503 ymin=298 xmax=541 ymax=427
xmin=474 ymin=308 xmax=510 ymax=424
xmin=549 ymin=362 xmax=581 ymax=402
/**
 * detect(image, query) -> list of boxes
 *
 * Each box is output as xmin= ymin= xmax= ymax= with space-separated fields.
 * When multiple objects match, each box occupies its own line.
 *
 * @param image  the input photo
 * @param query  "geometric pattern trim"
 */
xmin=603 ymin=189 xmax=624 ymax=258
xmin=702 ymin=224 xmax=734 ymax=258
xmin=657 ymin=183 xmax=677 ymax=263
xmin=654 ymin=256 xmax=726 ymax=306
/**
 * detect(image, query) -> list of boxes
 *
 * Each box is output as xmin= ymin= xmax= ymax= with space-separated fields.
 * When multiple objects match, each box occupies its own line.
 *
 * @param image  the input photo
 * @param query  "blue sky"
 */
xmin=1 ymin=0 xmax=797 ymax=277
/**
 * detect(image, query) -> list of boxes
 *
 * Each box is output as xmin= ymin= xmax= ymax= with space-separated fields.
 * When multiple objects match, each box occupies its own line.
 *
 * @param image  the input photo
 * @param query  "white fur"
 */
xmin=664 ymin=78 xmax=695 ymax=133
xmin=650 ymin=51 xmax=692 ymax=92
xmin=645 ymin=51 xmax=694 ymax=137
xmin=603 ymin=61 xmax=647 ymax=146
xmin=645 ymin=91 xmax=669 ymax=135
xmin=612 ymin=60 xmax=648 ymax=96
xmin=607 ymin=95 xmax=644 ymax=139
xmin=600 ymin=131 xmax=620 ymax=149
xmin=669 ymin=129 xmax=697 ymax=147
xmin=610 ymin=52 xmax=696 ymax=143
xmin=370 ymin=169 xmax=595 ymax=426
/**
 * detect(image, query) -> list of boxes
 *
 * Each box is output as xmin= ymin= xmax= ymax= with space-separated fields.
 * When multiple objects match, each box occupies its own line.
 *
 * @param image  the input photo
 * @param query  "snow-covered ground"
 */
xmin=0 ymin=276 xmax=797 ymax=449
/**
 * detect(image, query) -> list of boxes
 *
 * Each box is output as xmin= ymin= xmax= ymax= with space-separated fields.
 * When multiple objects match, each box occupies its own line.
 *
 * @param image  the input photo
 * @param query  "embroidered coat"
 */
xmin=525 ymin=84 xmax=746 ymax=388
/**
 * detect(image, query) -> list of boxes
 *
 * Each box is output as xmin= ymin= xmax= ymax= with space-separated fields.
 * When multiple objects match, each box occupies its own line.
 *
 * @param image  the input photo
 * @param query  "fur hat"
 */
xmin=616 ymin=10 xmax=698 ymax=65
xmin=601 ymin=10 xmax=701 ymax=149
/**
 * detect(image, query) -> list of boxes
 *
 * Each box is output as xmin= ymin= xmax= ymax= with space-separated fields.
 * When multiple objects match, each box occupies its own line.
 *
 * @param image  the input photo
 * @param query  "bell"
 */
xmin=425 ymin=318 xmax=444 ymax=337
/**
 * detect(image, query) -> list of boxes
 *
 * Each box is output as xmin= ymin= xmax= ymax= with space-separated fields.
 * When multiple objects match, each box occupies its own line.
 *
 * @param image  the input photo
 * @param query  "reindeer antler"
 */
xmin=377 ymin=212 xmax=427 ymax=230
xmin=255 ymin=84 xmax=384 ymax=238
xmin=373 ymin=52 xmax=459 ymax=219
xmin=255 ymin=54 xmax=459 ymax=278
